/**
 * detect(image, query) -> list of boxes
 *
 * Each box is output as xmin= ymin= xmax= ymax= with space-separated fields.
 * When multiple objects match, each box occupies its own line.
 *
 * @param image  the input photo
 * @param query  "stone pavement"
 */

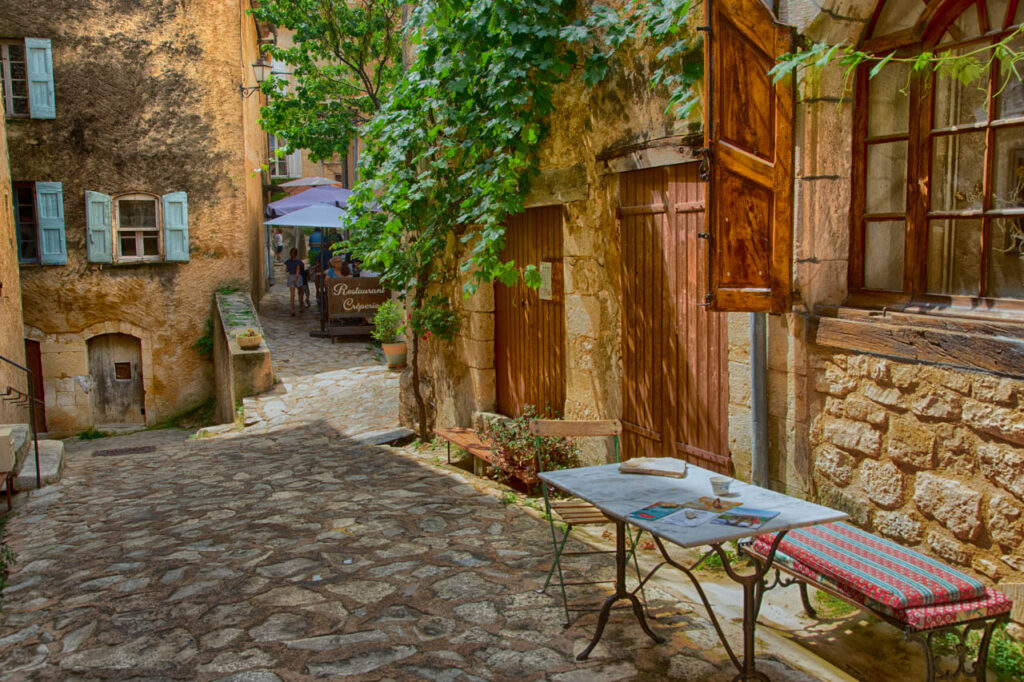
xmin=238 ymin=270 xmax=400 ymax=440
xmin=0 ymin=272 xmax=894 ymax=680
xmin=0 ymin=424 xmax=825 ymax=681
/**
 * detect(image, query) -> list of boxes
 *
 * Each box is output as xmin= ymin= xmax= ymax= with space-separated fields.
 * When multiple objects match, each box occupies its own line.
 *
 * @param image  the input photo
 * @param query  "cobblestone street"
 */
xmin=0 ymin=275 xmax=848 ymax=681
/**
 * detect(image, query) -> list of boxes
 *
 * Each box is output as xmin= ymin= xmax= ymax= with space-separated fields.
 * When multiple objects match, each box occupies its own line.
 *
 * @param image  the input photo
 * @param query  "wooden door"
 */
xmin=24 ymin=339 xmax=46 ymax=432
xmin=619 ymin=164 xmax=731 ymax=473
xmin=88 ymin=333 xmax=145 ymax=425
xmin=494 ymin=206 xmax=565 ymax=417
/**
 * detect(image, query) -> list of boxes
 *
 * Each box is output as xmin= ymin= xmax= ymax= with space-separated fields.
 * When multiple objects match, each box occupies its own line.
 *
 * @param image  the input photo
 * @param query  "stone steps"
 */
xmin=11 ymin=439 xmax=65 ymax=491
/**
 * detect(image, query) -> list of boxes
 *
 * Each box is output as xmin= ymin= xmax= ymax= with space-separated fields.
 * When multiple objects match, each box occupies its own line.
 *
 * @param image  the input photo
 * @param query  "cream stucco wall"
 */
xmin=5 ymin=0 xmax=267 ymax=435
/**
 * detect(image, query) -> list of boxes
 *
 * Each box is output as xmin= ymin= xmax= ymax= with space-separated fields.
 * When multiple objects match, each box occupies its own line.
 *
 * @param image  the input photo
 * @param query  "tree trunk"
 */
xmin=409 ymin=283 xmax=430 ymax=441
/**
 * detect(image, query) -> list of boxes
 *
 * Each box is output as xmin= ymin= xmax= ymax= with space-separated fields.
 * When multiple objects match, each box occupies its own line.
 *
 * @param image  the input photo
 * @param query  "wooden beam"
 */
xmin=814 ymin=315 xmax=1024 ymax=378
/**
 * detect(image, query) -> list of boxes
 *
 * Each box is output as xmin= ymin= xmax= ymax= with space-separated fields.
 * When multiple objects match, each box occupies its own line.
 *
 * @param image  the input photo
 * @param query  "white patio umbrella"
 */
xmin=264 ymin=203 xmax=348 ymax=228
xmin=278 ymin=176 xmax=339 ymax=188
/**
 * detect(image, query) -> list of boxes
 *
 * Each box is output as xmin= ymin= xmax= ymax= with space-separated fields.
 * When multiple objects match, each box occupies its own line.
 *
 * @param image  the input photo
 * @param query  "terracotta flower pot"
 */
xmin=381 ymin=341 xmax=407 ymax=369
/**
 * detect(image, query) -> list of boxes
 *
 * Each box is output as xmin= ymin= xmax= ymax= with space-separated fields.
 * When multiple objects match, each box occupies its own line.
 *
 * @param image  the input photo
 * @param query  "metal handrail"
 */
xmin=0 ymin=354 xmax=41 ymax=492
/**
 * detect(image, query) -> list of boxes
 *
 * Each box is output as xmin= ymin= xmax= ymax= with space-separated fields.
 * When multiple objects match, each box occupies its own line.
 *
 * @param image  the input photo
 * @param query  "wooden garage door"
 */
xmin=494 ymin=205 xmax=565 ymax=417
xmin=619 ymin=164 xmax=730 ymax=473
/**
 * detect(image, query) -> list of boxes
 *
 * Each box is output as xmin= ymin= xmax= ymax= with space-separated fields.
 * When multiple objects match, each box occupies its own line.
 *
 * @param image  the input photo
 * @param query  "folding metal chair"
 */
xmin=530 ymin=418 xmax=649 ymax=626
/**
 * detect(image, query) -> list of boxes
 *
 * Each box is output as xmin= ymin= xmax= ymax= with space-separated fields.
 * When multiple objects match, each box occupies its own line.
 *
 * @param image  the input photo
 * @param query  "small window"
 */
xmin=114 ymin=362 xmax=132 ymax=380
xmin=14 ymin=182 xmax=37 ymax=262
xmin=1 ymin=42 xmax=29 ymax=117
xmin=115 ymin=194 xmax=160 ymax=261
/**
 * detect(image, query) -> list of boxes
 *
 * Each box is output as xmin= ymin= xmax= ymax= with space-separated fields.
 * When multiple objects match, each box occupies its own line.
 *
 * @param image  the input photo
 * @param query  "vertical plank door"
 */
xmin=24 ymin=339 xmax=47 ymax=432
xmin=618 ymin=164 xmax=731 ymax=473
xmin=494 ymin=206 xmax=566 ymax=417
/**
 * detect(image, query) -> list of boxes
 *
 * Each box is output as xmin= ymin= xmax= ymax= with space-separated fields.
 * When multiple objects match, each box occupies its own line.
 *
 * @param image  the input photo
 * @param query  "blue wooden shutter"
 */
xmin=161 ymin=192 xmax=189 ymax=262
xmin=25 ymin=38 xmax=56 ymax=120
xmin=35 ymin=182 xmax=66 ymax=265
xmin=85 ymin=191 xmax=112 ymax=263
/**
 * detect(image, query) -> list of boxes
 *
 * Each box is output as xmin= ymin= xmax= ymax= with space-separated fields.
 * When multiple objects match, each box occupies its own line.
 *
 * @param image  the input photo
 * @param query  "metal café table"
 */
xmin=539 ymin=462 xmax=848 ymax=682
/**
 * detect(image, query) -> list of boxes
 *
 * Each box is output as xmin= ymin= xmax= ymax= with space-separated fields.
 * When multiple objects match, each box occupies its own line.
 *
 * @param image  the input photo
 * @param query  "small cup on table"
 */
xmin=710 ymin=476 xmax=732 ymax=497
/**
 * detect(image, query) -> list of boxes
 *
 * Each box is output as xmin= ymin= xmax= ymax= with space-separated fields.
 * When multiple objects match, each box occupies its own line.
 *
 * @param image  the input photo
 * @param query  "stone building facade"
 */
xmin=0 ymin=112 xmax=28 ymax=427
xmin=3 ymin=0 xmax=269 ymax=435
xmin=411 ymin=0 xmax=1024 ymax=609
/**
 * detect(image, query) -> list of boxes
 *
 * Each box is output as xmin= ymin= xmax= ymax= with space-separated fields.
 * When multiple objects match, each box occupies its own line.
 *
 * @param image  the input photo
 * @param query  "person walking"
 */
xmin=300 ymin=257 xmax=311 ymax=308
xmin=284 ymin=248 xmax=304 ymax=316
xmin=273 ymin=229 xmax=284 ymax=262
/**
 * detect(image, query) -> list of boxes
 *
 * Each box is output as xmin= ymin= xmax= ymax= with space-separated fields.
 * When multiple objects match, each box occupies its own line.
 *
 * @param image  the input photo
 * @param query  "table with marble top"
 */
xmin=540 ymin=461 xmax=848 ymax=682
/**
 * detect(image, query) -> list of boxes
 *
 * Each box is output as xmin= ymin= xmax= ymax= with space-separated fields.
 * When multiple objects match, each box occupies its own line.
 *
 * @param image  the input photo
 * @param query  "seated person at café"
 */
xmin=324 ymin=255 xmax=350 ymax=279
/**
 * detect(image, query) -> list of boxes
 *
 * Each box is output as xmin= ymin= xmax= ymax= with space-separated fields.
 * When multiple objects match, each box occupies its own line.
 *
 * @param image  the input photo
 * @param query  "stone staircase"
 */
xmin=0 ymin=424 xmax=66 ymax=496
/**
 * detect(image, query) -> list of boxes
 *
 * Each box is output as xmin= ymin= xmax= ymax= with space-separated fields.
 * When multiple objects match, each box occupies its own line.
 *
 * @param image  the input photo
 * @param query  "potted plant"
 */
xmin=236 ymin=327 xmax=262 ymax=350
xmin=372 ymin=299 xmax=406 ymax=368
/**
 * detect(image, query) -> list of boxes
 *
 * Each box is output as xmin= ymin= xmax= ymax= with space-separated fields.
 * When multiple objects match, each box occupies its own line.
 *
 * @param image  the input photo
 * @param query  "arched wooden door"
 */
xmin=618 ymin=164 xmax=731 ymax=473
xmin=494 ymin=205 xmax=565 ymax=417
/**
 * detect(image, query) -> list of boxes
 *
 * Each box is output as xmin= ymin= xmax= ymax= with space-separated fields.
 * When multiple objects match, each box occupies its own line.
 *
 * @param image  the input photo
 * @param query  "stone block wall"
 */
xmin=811 ymin=352 xmax=1024 ymax=583
xmin=0 ymin=110 xmax=27 ymax=426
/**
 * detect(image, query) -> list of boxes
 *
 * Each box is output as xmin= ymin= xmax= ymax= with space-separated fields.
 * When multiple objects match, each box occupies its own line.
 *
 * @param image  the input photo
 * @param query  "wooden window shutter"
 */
xmin=35 ymin=181 xmax=66 ymax=265
xmin=85 ymin=191 xmax=112 ymax=263
xmin=705 ymin=0 xmax=794 ymax=313
xmin=25 ymin=38 xmax=56 ymax=120
xmin=161 ymin=192 xmax=189 ymax=262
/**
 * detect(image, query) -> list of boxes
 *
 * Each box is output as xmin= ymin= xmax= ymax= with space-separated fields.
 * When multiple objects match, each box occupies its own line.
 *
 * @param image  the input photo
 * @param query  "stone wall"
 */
xmin=0 ymin=113 xmax=28 ymax=427
xmin=4 ymin=0 xmax=267 ymax=434
xmin=811 ymin=352 xmax=1024 ymax=582
xmin=408 ymin=24 xmax=695 ymax=468
xmin=212 ymin=292 xmax=273 ymax=425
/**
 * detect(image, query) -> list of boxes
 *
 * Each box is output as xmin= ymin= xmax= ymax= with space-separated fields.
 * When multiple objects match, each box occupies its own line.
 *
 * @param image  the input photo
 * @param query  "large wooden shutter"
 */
xmin=85 ymin=191 xmax=112 ymax=263
xmin=705 ymin=0 xmax=794 ymax=313
xmin=161 ymin=192 xmax=189 ymax=262
xmin=25 ymin=38 xmax=56 ymax=120
xmin=35 ymin=182 xmax=66 ymax=265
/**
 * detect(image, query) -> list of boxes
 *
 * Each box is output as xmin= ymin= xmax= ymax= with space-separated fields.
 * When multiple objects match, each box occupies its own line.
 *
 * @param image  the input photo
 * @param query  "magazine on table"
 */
xmin=630 ymin=498 xmax=742 ymax=526
xmin=710 ymin=507 xmax=780 ymax=529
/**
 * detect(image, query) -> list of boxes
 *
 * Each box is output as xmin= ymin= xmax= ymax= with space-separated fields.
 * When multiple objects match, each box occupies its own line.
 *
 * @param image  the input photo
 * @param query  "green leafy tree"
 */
xmin=249 ymin=0 xmax=406 ymax=162
xmin=345 ymin=0 xmax=584 ymax=439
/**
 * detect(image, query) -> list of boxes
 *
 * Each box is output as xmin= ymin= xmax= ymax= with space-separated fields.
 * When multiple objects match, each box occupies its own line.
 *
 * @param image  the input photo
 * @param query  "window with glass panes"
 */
xmin=852 ymin=0 xmax=1024 ymax=304
xmin=116 ymin=194 xmax=160 ymax=260
xmin=14 ymin=182 xmax=37 ymax=262
xmin=268 ymin=134 xmax=289 ymax=177
xmin=1 ymin=42 xmax=29 ymax=117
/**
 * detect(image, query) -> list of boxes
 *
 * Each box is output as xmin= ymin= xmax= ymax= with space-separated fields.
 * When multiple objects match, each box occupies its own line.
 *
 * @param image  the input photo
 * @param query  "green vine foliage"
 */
xmin=563 ymin=0 xmax=704 ymax=120
xmin=345 ymin=0 xmax=586 ymax=336
xmin=770 ymin=26 xmax=1024 ymax=93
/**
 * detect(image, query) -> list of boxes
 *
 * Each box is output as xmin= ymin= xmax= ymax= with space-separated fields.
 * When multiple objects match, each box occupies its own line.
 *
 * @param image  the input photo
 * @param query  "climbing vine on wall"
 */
xmin=771 ymin=26 xmax=1024 ymax=90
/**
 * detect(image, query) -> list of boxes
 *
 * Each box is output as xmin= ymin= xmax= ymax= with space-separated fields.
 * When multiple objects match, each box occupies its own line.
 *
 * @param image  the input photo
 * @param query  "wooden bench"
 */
xmin=431 ymin=427 xmax=539 ymax=487
xmin=741 ymin=521 xmax=1012 ymax=681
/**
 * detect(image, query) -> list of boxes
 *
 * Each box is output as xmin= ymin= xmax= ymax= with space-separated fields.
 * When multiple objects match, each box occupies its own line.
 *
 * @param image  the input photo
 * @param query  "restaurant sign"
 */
xmin=327 ymin=277 xmax=388 ymax=318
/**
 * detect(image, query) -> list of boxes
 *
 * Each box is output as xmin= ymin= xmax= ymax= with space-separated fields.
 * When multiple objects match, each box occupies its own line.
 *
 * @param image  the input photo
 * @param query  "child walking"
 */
xmin=284 ymin=248 xmax=304 ymax=316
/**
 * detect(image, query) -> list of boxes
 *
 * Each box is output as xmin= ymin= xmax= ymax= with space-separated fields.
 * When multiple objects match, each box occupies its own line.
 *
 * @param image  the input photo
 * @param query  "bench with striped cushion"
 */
xmin=745 ymin=521 xmax=1012 ymax=681
xmin=753 ymin=522 xmax=987 ymax=609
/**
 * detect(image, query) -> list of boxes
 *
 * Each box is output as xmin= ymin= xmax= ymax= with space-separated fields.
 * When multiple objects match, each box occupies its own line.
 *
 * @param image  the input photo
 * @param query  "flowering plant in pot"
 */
xmin=236 ymin=327 xmax=262 ymax=350
xmin=372 ymin=299 xmax=406 ymax=368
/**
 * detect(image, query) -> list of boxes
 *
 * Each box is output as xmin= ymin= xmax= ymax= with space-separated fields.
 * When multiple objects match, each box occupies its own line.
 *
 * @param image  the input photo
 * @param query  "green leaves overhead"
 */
xmin=769 ymin=25 xmax=1024 ymax=94
xmin=346 ymin=0 xmax=583 ymax=318
xmin=249 ymin=0 xmax=405 ymax=162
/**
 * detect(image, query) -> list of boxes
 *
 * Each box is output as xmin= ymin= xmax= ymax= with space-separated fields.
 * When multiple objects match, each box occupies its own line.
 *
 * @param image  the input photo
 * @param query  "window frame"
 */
xmin=848 ymin=0 xmax=1024 ymax=314
xmin=13 ymin=181 xmax=39 ymax=263
xmin=1 ymin=40 xmax=29 ymax=118
xmin=113 ymin=192 xmax=163 ymax=263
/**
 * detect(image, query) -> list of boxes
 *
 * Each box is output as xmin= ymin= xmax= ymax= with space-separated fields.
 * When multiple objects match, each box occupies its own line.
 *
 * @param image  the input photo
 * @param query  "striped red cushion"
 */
xmin=752 ymin=537 xmax=1011 ymax=630
xmin=755 ymin=522 xmax=986 ymax=610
